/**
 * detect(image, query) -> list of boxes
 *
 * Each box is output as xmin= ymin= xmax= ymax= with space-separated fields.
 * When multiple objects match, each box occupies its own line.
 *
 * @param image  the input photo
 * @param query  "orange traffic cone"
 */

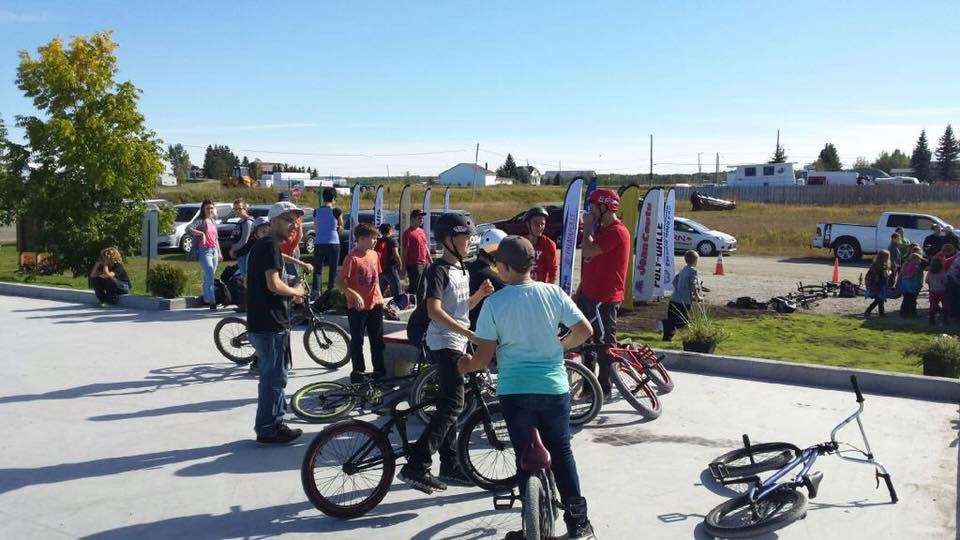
xmin=714 ymin=252 xmax=725 ymax=276
xmin=831 ymin=257 xmax=840 ymax=284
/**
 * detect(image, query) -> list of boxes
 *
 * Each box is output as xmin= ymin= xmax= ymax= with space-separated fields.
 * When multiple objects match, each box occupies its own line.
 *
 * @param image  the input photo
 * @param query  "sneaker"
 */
xmin=248 ymin=360 xmax=259 ymax=373
xmin=370 ymin=371 xmax=387 ymax=380
xmin=398 ymin=466 xmax=446 ymax=494
xmin=503 ymin=531 xmax=524 ymax=540
xmin=438 ymin=463 xmax=474 ymax=486
xmin=567 ymin=519 xmax=595 ymax=539
xmin=256 ymin=424 xmax=302 ymax=445
xmin=350 ymin=371 xmax=367 ymax=384
xmin=602 ymin=388 xmax=613 ymax=401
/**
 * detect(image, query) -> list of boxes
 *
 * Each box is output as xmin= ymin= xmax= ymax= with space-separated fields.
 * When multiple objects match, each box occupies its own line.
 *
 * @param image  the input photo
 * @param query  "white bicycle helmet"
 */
xmin=479 ymin=228 xmax=508 ymax=255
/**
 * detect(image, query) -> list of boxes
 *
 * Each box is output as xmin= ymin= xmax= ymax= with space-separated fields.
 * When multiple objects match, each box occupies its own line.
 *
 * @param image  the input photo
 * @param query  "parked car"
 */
xmin=217 ymin=204 xmax=315 ymax=259
xmin=812 ymin=211 xmax=949 ymax=262
xmin=160 ymin=202 xmax=232 ymax=255
xmin=489 ymin=205 xmax=583 ymax=247
xmin=673 ymin=217 xmax=737 ymax=256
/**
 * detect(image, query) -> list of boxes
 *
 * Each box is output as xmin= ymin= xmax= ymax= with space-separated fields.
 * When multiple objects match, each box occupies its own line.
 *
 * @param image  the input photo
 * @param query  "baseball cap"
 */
xmin=277 ymin=192 xmax=291 ymax=202
xmin=497 ymin=235 xmax=535 ymax=272
xmin=268 ymin=201 xmax=305 ymax=220
xmin=411 ymin=209 xmax=426 ymax=218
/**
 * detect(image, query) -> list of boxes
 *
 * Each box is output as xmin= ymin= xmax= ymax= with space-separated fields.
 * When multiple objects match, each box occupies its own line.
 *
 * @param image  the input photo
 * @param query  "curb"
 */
xmin=0 ymin=282 xmax=189 ymax=311
xmin=657 ymin=348 xmax=960 ymax=404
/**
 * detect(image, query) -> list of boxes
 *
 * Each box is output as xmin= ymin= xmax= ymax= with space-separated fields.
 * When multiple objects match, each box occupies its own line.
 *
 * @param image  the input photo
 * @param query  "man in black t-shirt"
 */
xmin=247 ymin=202 xmax=307 ymax=445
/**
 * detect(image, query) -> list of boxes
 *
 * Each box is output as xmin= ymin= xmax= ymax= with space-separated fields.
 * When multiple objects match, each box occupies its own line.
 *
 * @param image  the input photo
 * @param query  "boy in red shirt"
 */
xmin=575 ymin=189 xmax=630 ymax=397
xmin=524 ymin=206 xmax=559 ymax=284
xmin=402 ymin=209 xmax=431 ymax=300
xmin=337 ymin=222 xmax=386 ymax=383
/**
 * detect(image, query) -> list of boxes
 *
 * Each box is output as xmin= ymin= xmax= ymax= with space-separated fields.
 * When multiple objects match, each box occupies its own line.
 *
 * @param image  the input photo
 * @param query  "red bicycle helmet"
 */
xmin=588 ymin=188 xmax=620 ymax=212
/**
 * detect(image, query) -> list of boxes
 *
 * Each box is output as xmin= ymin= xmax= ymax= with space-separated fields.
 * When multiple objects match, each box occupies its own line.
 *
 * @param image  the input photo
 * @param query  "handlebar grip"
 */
xmin=880 ymin=473 xmax=898 ymax=504
xmin=850 ymin=375 xmax=864 ymax=403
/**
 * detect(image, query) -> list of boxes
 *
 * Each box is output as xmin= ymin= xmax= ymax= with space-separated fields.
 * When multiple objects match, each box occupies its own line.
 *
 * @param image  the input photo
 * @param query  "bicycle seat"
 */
xmin=520 ymin=427 xmax=552 ymax=472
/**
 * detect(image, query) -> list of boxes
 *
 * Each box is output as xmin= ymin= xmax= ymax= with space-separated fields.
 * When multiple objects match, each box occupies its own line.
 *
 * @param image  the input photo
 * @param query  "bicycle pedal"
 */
xmin=492 ymin=491 xmax=518 ymax=510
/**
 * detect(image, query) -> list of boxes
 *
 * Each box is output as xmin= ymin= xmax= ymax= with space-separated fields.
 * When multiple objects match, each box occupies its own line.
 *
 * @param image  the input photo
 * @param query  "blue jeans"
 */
xmin=500 ymin=393 xmax=585 ymax=525
xmin=311 ymin=243 xmax=340 ymax=293
xmin=380 ymin=268 xmax=401 ymax=298
xmin=198 ymin=247 xmax=218 ymax=304
xmin=249 ymin=331 xmax=290 ymax=437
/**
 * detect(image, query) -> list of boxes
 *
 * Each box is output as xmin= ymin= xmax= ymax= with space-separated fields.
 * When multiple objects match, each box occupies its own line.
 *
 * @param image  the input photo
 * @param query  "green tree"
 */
xmin=770 ymin=143 xmax=787 ymax=163
xmin=853 ymin=156 xmax=870 ymax=168
xmin=0 ymin=32 xmax=163 ymax=275
xmin=496 ymin=153 xmax=518 ymax=179
xmin=870 ymin=149 xmax=910 ymax=174
xmin=935 ymin=124 xmax=959 ymax=181
xmin=910 ymin=129 xmax=933 ymax=183
xmin=815 ymin=143 xmax=842 ymax=171
xmin=167 ymin=143 xmax=190 ymax=184
xmin=202 ymin=144 xmax=238 ymax=179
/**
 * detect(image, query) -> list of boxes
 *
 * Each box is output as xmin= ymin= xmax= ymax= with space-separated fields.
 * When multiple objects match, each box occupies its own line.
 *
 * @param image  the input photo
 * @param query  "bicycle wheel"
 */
xmin=409 ymin=365 xmax=480 ymax=426
xmin=522 ymin=474 xmax=554 ymax=540
xmin=710 ymin=442 xmax=801 ymax=479
xmin=703 ymin=488 xmax=807 ymax=538
xmin=303 ymin=321 xmax=351 ymax=369
xmin=301 ymin=420 xmax=395 ymax=519
xmin=646 ymin=361 xmax=675 ymax=394
xmin=565 ymin=360 xmax=602 ymax=426
xmin=610 ymin=360 xmax=662 ymax=420
xmin=457 ymin=403 xmax=517 ymax=492
xmin=291 ymin=381 xmax=357 ymax=423
xmin=213 ymin=317 xmax=256 ymax=365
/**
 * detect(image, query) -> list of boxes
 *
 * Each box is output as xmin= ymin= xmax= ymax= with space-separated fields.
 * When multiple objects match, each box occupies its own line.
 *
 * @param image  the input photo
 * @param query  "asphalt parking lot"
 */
xmin=0 ymin=295 xmax=956 ymax=539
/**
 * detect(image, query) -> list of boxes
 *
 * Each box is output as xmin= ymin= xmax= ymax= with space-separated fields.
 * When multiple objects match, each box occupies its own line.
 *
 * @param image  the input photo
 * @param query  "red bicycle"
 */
xmin=573 ymin=342 xmax=672 ymax=420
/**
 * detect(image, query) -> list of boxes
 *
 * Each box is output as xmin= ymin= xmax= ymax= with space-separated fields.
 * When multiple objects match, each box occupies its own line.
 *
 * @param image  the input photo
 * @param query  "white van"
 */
xmin=726 ymin=163 xmax=798 ymax=186
xmin=804 ymin=171 xmax=870 ymax=186
xmin=873 ymin=176 xmax=921 ymax=185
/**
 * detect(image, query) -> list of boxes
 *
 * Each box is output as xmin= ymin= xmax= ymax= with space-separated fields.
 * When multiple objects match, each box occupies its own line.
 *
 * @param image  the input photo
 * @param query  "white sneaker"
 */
xmin=654 ymin=320 xmax=663 ymax=333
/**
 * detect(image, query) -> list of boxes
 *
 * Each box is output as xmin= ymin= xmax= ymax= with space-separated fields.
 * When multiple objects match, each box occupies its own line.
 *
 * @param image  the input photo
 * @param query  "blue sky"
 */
xmin=1 ymin=0 xmax=958 ymax=176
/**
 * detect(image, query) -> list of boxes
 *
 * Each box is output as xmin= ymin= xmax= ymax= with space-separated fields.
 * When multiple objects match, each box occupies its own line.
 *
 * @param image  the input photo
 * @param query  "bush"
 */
xmin=904 ymin=334 xmax=960 ymax=377
xmin=679 ymin=304 xmax=730 ymax=345
xmin=148 ymin=263 xmax=188 ymax=298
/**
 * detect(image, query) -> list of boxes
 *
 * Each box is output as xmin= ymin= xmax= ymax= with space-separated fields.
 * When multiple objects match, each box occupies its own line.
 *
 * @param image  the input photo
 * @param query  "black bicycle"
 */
xmin=301 ymin=371 xmax=509 ymax=518
xmin=704 ymin=375 xmax=897 ymax=538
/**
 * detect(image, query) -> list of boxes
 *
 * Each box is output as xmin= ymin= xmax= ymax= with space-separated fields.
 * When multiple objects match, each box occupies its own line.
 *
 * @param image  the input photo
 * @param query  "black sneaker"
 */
xmin=350 ymin=371 xmax=367 ymax=384
xmin=438 ymin=463 xmax=474 ymax=486
xmin=567 ymin=519 xmax=594 ymax=539
xmin=256 ymin=424 xmax=303 ymax=445
xmin=398 ymin=466 xmax=446 ymax=494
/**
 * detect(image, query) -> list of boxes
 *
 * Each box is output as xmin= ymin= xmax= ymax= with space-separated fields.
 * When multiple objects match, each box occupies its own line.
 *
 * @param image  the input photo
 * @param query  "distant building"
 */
xmin=438 ymin=163 xmax=497 ymax=187
xmin=515 ymin=165 xmax=541 ymax=185
xmin=494 ymin=177 xmax=514 ymax=185
xmin=187 ymin=166 xmax=205 ymax=179
xmin=252 ymin=159 xmax=282 ymax=174
xmin=541 ymin=170 xmax=597 ymax=186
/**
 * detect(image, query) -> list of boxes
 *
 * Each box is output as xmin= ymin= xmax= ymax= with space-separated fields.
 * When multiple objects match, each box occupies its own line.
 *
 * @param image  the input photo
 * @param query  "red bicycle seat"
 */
xmin=520 ymin=427 xmax=552 ymax=472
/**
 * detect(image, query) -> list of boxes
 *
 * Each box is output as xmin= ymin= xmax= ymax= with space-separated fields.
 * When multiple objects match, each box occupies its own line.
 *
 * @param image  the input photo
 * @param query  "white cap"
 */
xmin=268 ymin=202 xmax=304 ymax=220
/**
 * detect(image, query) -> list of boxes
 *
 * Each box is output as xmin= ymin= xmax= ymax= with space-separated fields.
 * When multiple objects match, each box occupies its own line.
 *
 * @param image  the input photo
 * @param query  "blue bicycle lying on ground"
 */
xmin=704 ymin=375 xmax=898 ymax=538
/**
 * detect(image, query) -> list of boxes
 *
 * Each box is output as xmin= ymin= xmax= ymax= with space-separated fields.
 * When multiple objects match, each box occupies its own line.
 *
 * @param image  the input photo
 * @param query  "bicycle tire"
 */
xmin=457 ymin=403 xmax=517 ymax=492
xmin=522 ymin=474 xmax=554 ymax=540
xmin=565 ymin=360 xmax=602 ymax=426
xmin=303 ymin=321 xmax=351 ymax=369
xmin=703 ymin=488 xmax=807 ymax=538
xmin=213 ymin=317 xmax=256 ymax=365
xmin=610 ymin=360 xmax=662 ymax=420
xmin=291 ymin=381 xmax=357 ymax=423
xmin=710 ymin=442 xmax=801 ymax=479
xmin=646 ymin=361 xmax=675 ymax=394
xmin=301 ymin=420 xmax=395 ymax=519
xmin=409 ymin=365 xmax=480 ymax=426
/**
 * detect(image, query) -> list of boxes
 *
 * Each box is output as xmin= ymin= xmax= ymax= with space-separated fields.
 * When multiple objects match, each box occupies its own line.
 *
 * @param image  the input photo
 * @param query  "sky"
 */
xmin=1 ymin=0 xmax=958 ymax=177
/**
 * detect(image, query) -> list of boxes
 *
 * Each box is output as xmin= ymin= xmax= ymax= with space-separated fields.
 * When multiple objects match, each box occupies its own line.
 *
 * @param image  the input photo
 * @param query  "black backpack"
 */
xmin=838 ymin=279 xmax=858 ymax=298
xmin=770 ymin=296 xmax=796 ymax=314
xmin=213 ymin=279 xmax=232 ymax=306
xmin=405 ymin=300 xmax=429 ymax=348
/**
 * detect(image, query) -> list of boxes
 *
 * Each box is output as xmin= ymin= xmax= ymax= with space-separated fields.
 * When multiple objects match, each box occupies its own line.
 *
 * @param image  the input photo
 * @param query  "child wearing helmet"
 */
xmin=576 ymin=188 xmax=630 ymax=398
xmin=524 ymin=206 xmax=559 ymax=284
xmin=400 ymin=212 xmax=495 ymax=493
xmin=467 ymin=227 xmax=508 ymax=329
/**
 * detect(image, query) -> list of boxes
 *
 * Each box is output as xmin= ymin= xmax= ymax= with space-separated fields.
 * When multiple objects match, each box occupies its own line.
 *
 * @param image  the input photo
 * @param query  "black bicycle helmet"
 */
xmin=433 ymin=212 xmax=476 ymax=242
xmin=524 ymin=206 xmax=550 ymax=222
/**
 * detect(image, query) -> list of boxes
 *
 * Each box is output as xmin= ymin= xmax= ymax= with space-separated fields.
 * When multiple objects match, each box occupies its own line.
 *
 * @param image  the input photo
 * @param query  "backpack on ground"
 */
xmin=838 ymin=279 xmax=858 ymax=298
xmin=769 ymin=296 xmax=796 ymax=314
xmin=729 ymin=296 xmax=767 ymax=310
xmin=213 ymin=279 xmax=232 ymax=306
xmin=405 ymin=299 xmax=429 ymax=348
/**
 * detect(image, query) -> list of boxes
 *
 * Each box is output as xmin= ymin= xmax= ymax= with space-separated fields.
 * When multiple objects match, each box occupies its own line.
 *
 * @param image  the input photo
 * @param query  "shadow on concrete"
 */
xmin=87 ymin=397 xmax=257 ymax=422
xmin=581 ymin=409 xmax=655 ymax=430
xmin=695 ymin=468 xmax=747 ymax=498
xmin=410 ymin=507 xmax=517 ymax=540
xmin=20 ymin=306 xmax=227 ymax=325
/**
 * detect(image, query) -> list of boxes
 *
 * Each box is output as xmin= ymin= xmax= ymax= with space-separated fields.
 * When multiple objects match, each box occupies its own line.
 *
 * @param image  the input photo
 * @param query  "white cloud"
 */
xmin=0 ymin=10 xmax=54 ymax=23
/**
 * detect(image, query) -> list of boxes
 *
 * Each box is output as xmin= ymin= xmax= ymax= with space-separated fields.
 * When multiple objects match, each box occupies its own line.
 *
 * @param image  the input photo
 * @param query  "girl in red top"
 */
xmin=524 ymin=206 xmax=559 ymax=284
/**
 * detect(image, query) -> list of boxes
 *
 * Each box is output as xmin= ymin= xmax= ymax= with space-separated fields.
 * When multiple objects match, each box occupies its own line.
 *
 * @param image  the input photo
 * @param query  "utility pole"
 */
xmin=715 ymin=153 xmax=720 ymax=184
xmin=474 ymin=142 xmax=480 ymax=186
xmin=386 ymin=164 xmax=390 ymax=178
xmin=649 ymin=134 xmax=653 ymax=185
xmin=698 ymin=152 xmax=703 ymax=182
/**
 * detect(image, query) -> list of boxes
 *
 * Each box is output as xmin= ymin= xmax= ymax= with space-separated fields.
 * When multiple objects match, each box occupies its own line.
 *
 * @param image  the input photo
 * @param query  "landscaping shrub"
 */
xmin=147 ymin=263 xmax=188 ymax=298
xmin=904 ymin=334 xmax=960 ymax=377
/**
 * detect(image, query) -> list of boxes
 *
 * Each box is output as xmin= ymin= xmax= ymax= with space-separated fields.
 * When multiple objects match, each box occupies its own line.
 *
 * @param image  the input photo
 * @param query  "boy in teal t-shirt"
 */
xmin=459 ymin=236 xmax=596 ymax=539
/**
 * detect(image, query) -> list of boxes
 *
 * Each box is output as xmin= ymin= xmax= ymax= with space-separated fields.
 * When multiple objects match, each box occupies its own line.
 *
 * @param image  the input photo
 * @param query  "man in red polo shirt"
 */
xmin=575 ymin=189 xmax=630 ymax=398
xmin=402 ymin=209 xmax=431 ymax=301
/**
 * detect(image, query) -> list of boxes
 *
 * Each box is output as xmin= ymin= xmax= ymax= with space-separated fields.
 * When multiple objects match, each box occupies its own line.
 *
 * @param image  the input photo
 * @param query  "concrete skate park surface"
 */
xmin=0 ymin=295 xmax=956 ymax=539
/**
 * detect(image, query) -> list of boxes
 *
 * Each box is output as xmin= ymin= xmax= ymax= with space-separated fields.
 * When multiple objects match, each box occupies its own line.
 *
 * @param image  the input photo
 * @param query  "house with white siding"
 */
xmin=438 ymin=163 xmax=497 ymax=187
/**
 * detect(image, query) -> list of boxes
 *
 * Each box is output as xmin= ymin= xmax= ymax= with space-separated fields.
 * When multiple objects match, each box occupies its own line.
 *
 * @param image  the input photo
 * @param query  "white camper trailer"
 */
xmin=726 ymin=163 xmax=798 ymax=186
xmin=804 ymin=171 xmax=870 ymax=186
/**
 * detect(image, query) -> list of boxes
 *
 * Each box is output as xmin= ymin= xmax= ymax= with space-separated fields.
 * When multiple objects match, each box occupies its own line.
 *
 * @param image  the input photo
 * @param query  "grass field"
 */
xmin=621 ymin=312 xmax=940 ymax=375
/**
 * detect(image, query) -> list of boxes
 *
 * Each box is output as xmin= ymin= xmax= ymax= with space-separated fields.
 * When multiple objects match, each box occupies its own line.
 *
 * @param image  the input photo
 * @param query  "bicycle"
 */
xmin=213 ymin=285 xmax=350 ymax=368
xmin=300 ymin=371 xmax=507 ymax=518
xmin=703 ymin=375 xmax=898 ymax=538
xmin=572 ymin=342 xmax=669 ymax=420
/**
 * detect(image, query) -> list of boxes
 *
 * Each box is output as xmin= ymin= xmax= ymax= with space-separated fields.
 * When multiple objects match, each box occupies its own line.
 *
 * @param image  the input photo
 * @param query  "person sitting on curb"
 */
xmin=88 ymin=247 xmax=131 ymax=306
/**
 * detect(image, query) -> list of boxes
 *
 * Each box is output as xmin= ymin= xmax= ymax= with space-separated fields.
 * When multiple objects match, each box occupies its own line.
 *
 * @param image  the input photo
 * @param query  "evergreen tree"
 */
xmin=935 ymin=124 xmax=959 ymax=181
xmin=910 ymin=130 xmax=932 ymax=183
xmin=770 ymin=143 xmax=787 ymax=163
xmin=815 ymin=143 xmax=842 ymax=171
xmin=496 ymin=153 xmax=518 ymax=178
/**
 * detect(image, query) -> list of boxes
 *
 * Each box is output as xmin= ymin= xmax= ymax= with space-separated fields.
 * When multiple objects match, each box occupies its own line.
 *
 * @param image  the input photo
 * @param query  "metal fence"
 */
xmin=672 ymin=185 xmax=960 ymax=205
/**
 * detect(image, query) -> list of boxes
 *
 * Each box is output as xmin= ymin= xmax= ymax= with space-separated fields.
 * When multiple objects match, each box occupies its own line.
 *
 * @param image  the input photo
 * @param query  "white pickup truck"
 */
xmin=812 ymin=212 xmax=950 ymax=262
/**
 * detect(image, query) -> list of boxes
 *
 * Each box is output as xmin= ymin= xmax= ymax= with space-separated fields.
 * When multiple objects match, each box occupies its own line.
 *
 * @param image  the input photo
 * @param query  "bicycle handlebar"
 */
xmin=850 ymin=375 xmax=864 ymax=403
